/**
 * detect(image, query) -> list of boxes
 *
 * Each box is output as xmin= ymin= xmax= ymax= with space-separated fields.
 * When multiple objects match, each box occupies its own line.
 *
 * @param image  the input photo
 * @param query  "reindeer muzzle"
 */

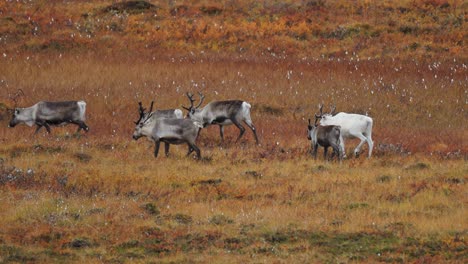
xmin=8 ymin=121 xmax=17 ymax=128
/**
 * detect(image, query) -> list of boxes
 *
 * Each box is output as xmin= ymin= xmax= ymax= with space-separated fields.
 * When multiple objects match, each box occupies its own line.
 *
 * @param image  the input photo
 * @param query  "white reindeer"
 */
xmin=315 ymin=104 xmax=373 ymax=158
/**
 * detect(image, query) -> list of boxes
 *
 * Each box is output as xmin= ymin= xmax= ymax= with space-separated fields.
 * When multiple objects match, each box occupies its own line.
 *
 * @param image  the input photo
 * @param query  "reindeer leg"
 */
xmin=323 ymin=146 xmax=329 ymax=160
xmin=73 ymin=121 xmax=89 ymax=133
xmin=187 ymin=146 xmax=194 ymax=156
xmin=35 ymin=121 xmax=49 ymax=134
xmin=366 ymin=134 xmax=373 ymax=158
xmin=244 ymin=119 xmax=259 ymax=145
xmin=154 ymin=140 xmax=161 ymax=158
xmin=339 ymin=135 xmax=346 ymax=158
xmin=193 ymin=144 xmax=201 ymax=159
xmin=187 ymin=142 xmax=201 ymax=159
xmin=43 ymin=123 xmax=51 ymax=134
xmin=34 ymin=124 xmax=43 ymax=134
xmin=351 ymin=132 xmax=368 ymax=158
xmin=219 ymin=125 xmax=224 ymax=143
xmin=164 ymin=142 xmax=170 ymax=157
xmin=313 ymin=143 xmax=318 ymax=159
xmin=232 ymin=119 xmax=245 ymax=143
xmin=330 ymin=147 xmax=336 ymax=160
xmin=331 ymin=143 xmax=341 ymax=161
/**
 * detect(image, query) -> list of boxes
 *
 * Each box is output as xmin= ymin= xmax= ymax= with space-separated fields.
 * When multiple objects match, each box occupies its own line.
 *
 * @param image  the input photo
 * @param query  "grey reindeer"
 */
xmin=307 ymin=118 xmax=342 ymax=161
xmin=182 ymin=92 xmax=259 ymax=144
xmin=132 ymin=101 xmax=202 ymax=159
xmin=9 ymin=100 xmax=89 ymax=134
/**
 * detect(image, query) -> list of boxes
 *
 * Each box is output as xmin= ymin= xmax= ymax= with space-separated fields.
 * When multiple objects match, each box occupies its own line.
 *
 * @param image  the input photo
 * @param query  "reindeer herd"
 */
xmin=5 ymin=91 xmax=373 ymax=160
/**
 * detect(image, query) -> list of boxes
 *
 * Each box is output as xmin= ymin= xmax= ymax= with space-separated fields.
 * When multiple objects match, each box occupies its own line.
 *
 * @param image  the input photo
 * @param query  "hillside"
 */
xmin=0 ymin=0 xmax=466 ymax=59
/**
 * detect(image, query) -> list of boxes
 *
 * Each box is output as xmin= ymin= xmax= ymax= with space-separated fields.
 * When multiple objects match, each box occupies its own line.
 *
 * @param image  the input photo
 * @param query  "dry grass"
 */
xmin=0 ymin=54 xmax=466 ymax=263
xmin=0 ymin=54 xmax=466 ymax=154
xmin=0 ymin=0 xmax=466 ymax=59
xmin=0 ymin=0 xmax=467 ymax=262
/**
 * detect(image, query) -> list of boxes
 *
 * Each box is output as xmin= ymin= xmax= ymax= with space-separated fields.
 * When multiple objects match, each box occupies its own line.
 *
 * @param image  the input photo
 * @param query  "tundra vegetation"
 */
xmin=0 ymin=0 xmax=466 ymax=263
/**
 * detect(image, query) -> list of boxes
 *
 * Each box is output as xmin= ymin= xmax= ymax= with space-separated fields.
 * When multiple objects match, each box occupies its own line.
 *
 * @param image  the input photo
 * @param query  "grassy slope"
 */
xmin=0 ymin=0 xmax=467 ymax=263
xmin=0 ymin=0 xmax=466 ymax=59
xmin=0 ymin=141 xmax=466 ymax=263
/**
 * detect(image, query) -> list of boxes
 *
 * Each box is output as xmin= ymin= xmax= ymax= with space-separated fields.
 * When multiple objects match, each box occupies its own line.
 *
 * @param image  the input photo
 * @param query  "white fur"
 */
xmin=174 ymin=109 xmax=183 ymax=119
xmin=319 ymin=112 xmax=373 ymax=158
xmin=77 ymin=101 xmax=87 ymax=121
xmin=15 ymin=105 xmax=37 ymax=127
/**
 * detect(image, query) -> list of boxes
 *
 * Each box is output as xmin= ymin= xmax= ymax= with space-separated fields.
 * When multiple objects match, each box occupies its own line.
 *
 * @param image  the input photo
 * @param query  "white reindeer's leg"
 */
xmin=351 ymin=132 xmax=368 ymax=157
xmin=366 ymin=134 xmax=373 ymax=158
xmin=339 ymin=135 xmax=346 ymax=158
xmin=243 ymin=119 xmax=259 ymax=144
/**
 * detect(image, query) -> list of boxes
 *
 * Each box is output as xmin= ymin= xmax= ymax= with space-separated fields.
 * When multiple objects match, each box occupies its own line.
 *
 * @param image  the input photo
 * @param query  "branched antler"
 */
xmin=195 ymin=92 xmax=205 ymax=109
xmin=9 ymin=89 xmax=25 ymax=108
xmin=135 ymin=101 xmax=155 ymax=124
xmin=135 ymin=102 xmax=146 ymax=124
xmin=182 ymin=92 xmax=195 ymax=110
xmin=330 ymin=105 xmax=336 ymax=115
xmin=315 ymin=103 xmax=323 ymax=119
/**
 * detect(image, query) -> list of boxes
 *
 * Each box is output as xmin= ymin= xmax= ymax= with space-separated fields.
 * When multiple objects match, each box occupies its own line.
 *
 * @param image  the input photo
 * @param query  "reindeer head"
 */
xmin=182 ymin=92 xmax=205 ymax=119
xmin=314 ymin=104 xmax=336 ymax=124
xmin=8 ymin=108 xmax=23 ymax=127
xmin=307 ymin=118 xmax=319 ymax=140
xmin=7 ymin=89 xmax=25 ymax=128
xmin=132 ymin=101 xmax=154 ymax=140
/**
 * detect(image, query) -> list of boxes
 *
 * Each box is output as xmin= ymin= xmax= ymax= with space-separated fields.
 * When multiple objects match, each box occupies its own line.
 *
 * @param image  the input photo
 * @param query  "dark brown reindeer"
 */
xmin=132 ymin=101 xmax=202 ymax=159
xmin=182 ymin=92 xmax=259 ymax=144
xmin=307 ymin=118 xmax=342 ymax=161
xmin=8 ymin=90 xmax=89 ymax=134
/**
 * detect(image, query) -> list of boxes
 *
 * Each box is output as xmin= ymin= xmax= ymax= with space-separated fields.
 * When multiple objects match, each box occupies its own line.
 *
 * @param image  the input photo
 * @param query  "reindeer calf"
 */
xmin=307 ymin=119 xmax=342 ymax=161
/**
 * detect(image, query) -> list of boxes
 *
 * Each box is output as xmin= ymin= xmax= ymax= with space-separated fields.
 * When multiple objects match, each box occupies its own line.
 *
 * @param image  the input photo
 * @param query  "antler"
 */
xmin=135 ymin=102 xmax=146 ymax=124
xmin=141 ymin=101 xmax=156 ymax=124
xmin=330 ymin=105 xmax=336 ymax=115
xmin=8 ymin=89 xmax=25 ymax=108
xmin=195 ymin=92 xmax=205 ymax=109
xmin=315 ymin=103 xmax=323 ymax=119
xmin=135 ymin=101 xmax=155 ymax=124
xmin=314 ymin=116 xmax=320 ymax=125
xmin=182 ymin=92 xmax=195 ymax=110
xmin=148 ymin=101 xmax=154 ymax=114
